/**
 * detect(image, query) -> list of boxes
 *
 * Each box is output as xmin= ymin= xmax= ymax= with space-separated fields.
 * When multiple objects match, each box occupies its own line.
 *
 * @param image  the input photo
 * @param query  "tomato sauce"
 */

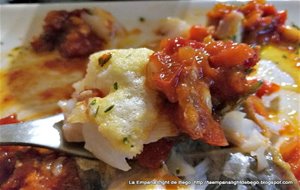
xmin=0 ymin=116 xmax=83 ymax=190
xmin=136 ymin=138 xmax=174 ymax=169
xmin=255 ymin=81 xmax=280 ymax=98
xmin=147 ymin=37 xmax=259 ymax=146
xmin=280 ymin=137 xmax=300 ymax=182
xmin=0 ymin=114 xmax=20 ymax=125
xmin=207 ymin=0 xmax=290 ymax=45
xmin=31 ymin=9 xmax=104 ymax=58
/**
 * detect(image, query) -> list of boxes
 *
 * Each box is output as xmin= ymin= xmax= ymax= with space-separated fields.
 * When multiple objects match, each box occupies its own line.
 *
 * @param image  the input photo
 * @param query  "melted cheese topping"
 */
xmin=63 ymin=48 xmax=178 ymax=170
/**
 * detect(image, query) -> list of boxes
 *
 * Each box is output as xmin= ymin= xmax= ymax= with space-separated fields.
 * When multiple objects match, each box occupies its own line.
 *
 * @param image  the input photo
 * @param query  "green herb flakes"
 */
xmin=125 ymin=53 xmax=132 ymax=58
xmin=231 ymin=35 xmax=237 ymax=41
xmin=123 ymin=137 xmax=129 ymax=144
xmin=104 ymin=105 xmax=114 ymax=113
xmin=98 ymin=53 xmax=112 ymax=67
xmin=13 ymin=46 xmax=21 ymax=51
xmin=90 ymin=99 xmax=97 ymax=105
xmin=250 ymin=80 xmax=263 ymax=94
xmin=139 ymin=17 xmax=145 ymax=22
xmin=113 ymin=82 xmax=118 ymax=90
xmin=245 ymin=68 xmax=254 ymax=74
xmin=94 ymin=106 xmax=99 ymax=117
xmin=291 ymin=23 xmax=300 ymax=30
xmin=175 ymin=168 xmax=180 ymax=175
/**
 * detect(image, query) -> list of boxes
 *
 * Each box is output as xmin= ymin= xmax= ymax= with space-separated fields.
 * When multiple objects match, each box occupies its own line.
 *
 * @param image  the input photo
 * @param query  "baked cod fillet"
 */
xmin=59 ymin=48 xmax=178 ymax=171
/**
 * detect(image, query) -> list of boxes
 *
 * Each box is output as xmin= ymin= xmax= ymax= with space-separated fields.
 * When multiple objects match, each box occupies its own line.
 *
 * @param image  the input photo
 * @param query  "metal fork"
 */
xmin=0 ymin=114 xmax=94 ymax=159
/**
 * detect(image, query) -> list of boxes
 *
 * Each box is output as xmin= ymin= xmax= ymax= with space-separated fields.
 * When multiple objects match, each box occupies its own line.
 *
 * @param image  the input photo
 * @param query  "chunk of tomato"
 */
xmin=136 ymin=138 xmax=174 ymax=169
xmin=206 ymin=41 xmax=258 ymax=68
xmin=256 ymin=81 xmax=280 ymax=98
xmin=280 ymin=137 xmax=300 ymax=182
xmin=189 ymin=25 xmax=209 ymax=42
xmin=147 ymin=52 xmax=183 ymax=102
xmin=0 ymin=114 xmax=20 ymax=125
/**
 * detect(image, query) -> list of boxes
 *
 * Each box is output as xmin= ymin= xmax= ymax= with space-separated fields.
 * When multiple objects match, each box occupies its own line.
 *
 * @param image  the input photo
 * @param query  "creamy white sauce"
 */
xmin=251 ymin=59 xmax=295 ymax=86
xmin=262 ymin=89 xmax=300 ymax=125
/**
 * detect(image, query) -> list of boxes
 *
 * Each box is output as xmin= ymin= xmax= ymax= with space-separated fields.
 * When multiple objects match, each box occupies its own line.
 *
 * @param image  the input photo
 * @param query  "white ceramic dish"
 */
xmin=0 ymin=0 xmax=299 ymax=119
xmin=0 ymin=1 xmax=299 ymax=188
xmin=1 ymin=0 xmax=299 ymax=54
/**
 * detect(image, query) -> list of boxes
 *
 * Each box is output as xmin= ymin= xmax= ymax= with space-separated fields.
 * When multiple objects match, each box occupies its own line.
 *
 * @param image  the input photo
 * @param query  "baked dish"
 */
xmin=0 ymin=0 xmax=299 ymax=189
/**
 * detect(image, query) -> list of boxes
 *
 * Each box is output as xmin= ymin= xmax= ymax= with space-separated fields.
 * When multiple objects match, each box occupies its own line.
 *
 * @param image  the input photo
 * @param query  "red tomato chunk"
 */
xmin=0 ymin=114 xmax=20 ymax=125
xmin=207 ymin=0 xmax=288 ymax=45
xmin=280 ymin=137 xmax=300 ymax=182
xmin=31 ymin=9 xmax=104 ymax=58
xmin=136 ymin=139 xmax=174 ymax=169
xmin=147 ymin=37 xmax=259 ymax=146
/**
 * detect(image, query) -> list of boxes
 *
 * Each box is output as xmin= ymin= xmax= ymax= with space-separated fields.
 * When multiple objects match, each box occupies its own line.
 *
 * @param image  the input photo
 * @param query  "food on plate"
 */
xmin=146 ymin=37 xmax=259 ymax=146
xmin=31 ymin=8 xmax=126 ymax=58
xmin=59 ymin=48 xmax=178 ymax=171
xmin=0 ymin=117 xmax=83 ymax=189
xmin=207 ymin=0 xmax=299 ymax=46
xmin=0 ymin=0 xmax=300 ymax=189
